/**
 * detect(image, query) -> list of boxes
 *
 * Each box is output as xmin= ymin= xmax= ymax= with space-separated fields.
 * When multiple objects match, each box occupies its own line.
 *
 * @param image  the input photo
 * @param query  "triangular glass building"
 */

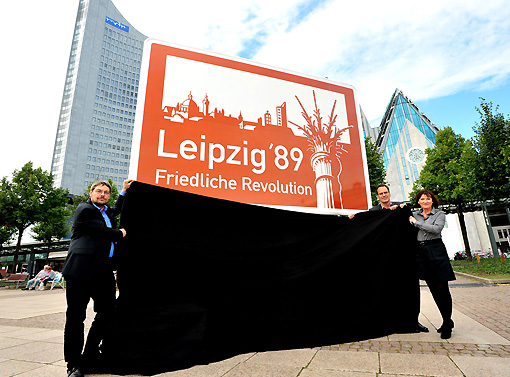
xmin=372 ymin=89 xmax=440 ymax=202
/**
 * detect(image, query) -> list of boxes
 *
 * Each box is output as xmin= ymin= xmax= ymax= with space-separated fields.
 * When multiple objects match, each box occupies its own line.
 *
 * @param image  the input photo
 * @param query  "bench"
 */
xmin=6 ymin=273 xmax=29 ymax=288
xmin=50 ymin=272 xmax=65 ymax=290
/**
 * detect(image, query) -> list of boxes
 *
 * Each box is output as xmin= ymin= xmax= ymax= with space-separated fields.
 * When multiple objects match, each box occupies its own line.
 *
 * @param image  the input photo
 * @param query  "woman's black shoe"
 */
xmin=440 ymin=327 xmax=452 ymax=339
xmin=437 ymin=319 xmax=454 ymax=333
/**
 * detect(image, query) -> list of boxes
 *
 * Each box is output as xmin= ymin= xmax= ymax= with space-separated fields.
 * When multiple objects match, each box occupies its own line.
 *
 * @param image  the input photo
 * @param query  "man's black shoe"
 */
xmin=396 ymin=322 xmax=429 ymax=334
xmin=67 ymin=366 xmax=84 ymax=377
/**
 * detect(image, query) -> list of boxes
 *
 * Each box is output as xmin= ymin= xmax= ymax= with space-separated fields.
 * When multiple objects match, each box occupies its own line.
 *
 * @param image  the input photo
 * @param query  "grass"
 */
xmin=451 ymin=258 xmax=510 ymax=280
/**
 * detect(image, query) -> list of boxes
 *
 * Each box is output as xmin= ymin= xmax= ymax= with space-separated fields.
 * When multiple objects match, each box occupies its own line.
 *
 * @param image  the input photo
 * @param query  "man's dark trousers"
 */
xmin=64 ymin=272 xmax=116 ymax=367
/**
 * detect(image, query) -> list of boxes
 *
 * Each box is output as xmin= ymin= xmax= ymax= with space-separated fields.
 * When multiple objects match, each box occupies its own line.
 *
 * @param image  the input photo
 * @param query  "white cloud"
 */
xmin=115 ymin=0 xmax=313 ymax=56
xmin=249 ymin=0 xmax=510 ymax=122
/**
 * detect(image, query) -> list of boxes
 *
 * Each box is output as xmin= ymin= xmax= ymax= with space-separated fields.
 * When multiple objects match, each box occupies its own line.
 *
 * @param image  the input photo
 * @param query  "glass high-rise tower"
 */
xmin=51 ymin=0 xmax=147 ymax=195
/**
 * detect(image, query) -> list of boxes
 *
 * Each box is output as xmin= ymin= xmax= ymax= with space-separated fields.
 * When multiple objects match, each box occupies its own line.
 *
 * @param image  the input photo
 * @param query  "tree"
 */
xmin=31 ymin=188 xmax=71 ymax=250
xmin=0 ymin=162 xmax=69 ymax=272
xmin=364 ymin=136 xmax=386 ymax=205
xmin=410 ymin=127 xmax=474 ymax=258
xmin=470 ymin=99 xmax=510 ymax=202
xmin=0 ymin=188 xmax=16 ymax=248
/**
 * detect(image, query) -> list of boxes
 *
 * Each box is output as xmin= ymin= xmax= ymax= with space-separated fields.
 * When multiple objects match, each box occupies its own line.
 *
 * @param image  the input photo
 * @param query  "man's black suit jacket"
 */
xmin=63 ymin=196 xmax=125 ymax=281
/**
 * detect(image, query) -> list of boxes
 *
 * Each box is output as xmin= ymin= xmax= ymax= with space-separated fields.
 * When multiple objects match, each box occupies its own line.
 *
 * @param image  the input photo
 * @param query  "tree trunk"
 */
xmin=457 ymin=205 xmax=472 ymax=260
xmin=12 ymin=226 xmax=23 ymax=273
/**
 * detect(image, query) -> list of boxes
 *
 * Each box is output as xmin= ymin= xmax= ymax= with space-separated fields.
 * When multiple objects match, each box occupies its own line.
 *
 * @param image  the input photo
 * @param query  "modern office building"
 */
xmin=51 ymin=0 xmax=147 ymax=195
xmin=369 ymin=88 xmax=440 ymax=202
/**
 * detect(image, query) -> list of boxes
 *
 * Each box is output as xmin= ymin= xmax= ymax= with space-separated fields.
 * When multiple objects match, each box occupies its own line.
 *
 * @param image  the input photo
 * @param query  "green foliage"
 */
xmin=457 ymin=138 xmax=478 ymax=196
xmin=364 ymin=137 xmax=386 ymax=205
xmin=31 ymin=187 xmax=71 ymax=246
xmin=0 ymin=226 xmax=15 ymax=248
xmin=408 ymin=127 xmax=478 ymax=259
xmin=0 ymin=162 xmax=70 ymax=271
xmin=470 ymin=100 xmax=510 ymax=202
xmin=409 ymin=127 xmax=473 ymax=205
xmin=0 ymin=188 xmax=16 ymax=247
xmin=407 ymin=100 xmax=509 ymax=259
xmin=1 ymin=162 xmax=53 ymax=241
xmin=409 ymin=99 xmax=510 ymax=206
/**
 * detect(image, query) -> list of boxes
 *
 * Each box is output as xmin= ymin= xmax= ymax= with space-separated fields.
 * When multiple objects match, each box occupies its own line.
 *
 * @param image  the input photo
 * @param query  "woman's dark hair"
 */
xmin=414 ymin=189 xmax=440 ymax=208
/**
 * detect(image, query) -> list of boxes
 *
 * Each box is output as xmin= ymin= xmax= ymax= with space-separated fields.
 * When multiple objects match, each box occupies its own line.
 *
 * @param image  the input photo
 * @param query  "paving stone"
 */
xmin=154 ymin=353 xmax=255 ymax=377
xmin=0 ymin=335 xmax=31 ymax=350
xmin=380 ymin=353 xmax=463 ymax=376
xmin=0 ymin=360 xmax=44 ymax=377
xmin=14 ymin=363 xmax=67 ymax=377
xmin=300 ymin=370 xmax=374 ymax=377
xmin=451 ymin=354 xmax=510 ymax=377
xmin=4 ymin=328 xmax=62 ymax=341
xmin=245 ymin=349 xmax=317 ymax=368
xmin=308 ymin=350 xmax=379 ymax=373
xmin=222 ymin=363 xmax=302 ymax=377
xmin=1 ymin=275 xmax=510 ymax=377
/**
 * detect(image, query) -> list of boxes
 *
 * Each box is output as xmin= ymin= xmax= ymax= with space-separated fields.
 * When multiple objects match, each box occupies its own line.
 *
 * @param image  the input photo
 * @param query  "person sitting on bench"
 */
xmin=22 ymin=265 xmax=53 ymax=290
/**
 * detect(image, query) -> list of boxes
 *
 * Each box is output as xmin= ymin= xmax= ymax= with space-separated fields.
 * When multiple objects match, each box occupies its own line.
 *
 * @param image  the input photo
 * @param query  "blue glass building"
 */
xmin=371 ymin=89 xmax=440 ymax=202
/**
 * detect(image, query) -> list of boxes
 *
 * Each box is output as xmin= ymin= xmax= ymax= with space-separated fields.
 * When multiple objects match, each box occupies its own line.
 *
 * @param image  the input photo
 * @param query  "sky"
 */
xmin=1 ymin=0 xmax=509 ymax=180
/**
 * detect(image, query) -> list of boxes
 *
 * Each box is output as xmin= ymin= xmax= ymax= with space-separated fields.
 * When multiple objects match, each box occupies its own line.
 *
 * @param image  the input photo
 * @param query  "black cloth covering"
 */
xmin=102 ymin=181 xmax=419 ymax=375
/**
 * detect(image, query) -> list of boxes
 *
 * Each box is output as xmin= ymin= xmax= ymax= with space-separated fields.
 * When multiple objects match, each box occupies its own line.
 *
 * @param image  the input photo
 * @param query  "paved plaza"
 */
xmin=1 ymin=274 xmax=509 ymax=377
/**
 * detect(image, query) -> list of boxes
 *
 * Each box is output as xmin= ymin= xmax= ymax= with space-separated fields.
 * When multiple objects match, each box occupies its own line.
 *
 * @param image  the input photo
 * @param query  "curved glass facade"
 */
xmin=374 ymin=89 xmax=439 ymax=201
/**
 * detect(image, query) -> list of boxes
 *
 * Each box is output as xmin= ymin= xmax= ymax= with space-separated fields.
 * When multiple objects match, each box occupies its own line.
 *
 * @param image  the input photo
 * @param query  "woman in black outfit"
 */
xmin=409 ymin=190 xmax=456 ymax=339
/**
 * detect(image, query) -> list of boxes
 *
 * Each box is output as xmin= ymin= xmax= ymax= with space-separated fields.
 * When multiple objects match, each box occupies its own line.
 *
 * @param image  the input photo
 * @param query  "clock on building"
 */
xmin=406 ymin=147 xmax=426 ymax=164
